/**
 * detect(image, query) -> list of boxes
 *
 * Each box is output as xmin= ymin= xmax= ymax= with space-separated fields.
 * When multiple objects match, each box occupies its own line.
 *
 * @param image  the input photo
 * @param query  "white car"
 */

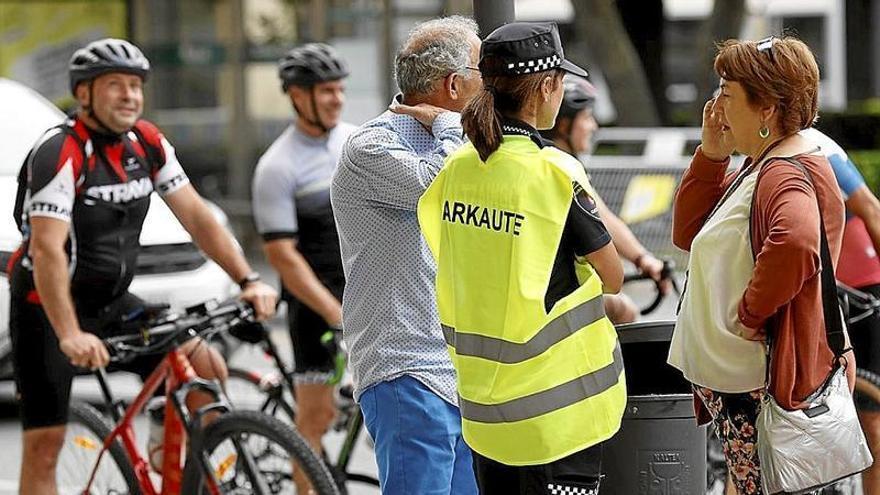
xmin=0 ymin=78 xmax=238 ymax=370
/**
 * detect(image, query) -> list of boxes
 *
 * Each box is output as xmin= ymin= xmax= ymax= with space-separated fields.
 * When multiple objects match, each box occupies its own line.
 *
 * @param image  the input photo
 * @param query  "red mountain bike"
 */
xmin=55 ymin=299 xmax=339 ymax=495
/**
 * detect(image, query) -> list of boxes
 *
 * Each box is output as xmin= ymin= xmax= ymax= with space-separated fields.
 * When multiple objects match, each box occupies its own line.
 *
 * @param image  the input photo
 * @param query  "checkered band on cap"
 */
xmin=547 ymin=483 xmax=598 ymax=495
xmin=506 ymin=53 xmax=561 ymax=74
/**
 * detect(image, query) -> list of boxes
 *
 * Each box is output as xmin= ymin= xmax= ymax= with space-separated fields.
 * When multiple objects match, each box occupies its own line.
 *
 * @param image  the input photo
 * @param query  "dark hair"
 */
xmin=714 ymin=36 xmax=819 ymax=135
xmin=462 ymin=67 xmax=564 ymax=162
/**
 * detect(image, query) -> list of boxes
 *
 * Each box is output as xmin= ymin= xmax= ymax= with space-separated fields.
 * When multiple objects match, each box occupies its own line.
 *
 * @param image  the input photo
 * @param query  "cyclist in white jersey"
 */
xmin=251 ymin=43 xmax=356 ymax=475
xmin=802 ymin=127 xmax=880 ymax=494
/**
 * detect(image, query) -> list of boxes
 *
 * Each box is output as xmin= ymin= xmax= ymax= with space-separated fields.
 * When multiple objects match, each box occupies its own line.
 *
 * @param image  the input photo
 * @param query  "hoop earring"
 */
xmin=759 ymin=126 xmax=770 ymax=139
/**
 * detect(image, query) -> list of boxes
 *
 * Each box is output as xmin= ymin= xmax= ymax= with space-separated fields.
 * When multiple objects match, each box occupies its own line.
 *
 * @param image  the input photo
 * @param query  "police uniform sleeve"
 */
xmin=25 ymin=128 xmax=78 ymax=223
xmin=567 ymin=182 xmax=611 ymax=256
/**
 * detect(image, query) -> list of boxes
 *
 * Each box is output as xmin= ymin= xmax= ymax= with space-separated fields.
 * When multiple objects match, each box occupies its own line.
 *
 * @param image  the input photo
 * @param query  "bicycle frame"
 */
xmin=84 ymin=347 xmax=229 ymax=495
xmin=257 ymin=335 xmax=368 ymax=480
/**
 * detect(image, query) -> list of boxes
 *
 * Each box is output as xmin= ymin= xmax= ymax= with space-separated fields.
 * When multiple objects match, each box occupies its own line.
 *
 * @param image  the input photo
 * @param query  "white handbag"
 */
xmin=757 ymin=365 xmax=872 ymax=494
xmin=755 ymin=157 xmax=873 ymax=495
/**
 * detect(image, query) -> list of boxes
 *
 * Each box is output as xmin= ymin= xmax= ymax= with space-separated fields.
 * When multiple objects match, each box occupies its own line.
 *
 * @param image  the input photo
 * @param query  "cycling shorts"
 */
xmin=10 ymin=281 xmax=164 ymax=430
xmin=850 ymin=283 xmax=880 ymax=412
xmin=284 ymin=283 xmax=344 ymax=384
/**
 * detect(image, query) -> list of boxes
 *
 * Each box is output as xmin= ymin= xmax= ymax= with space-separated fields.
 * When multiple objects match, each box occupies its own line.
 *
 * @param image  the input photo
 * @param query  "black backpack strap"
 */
xmin=128 ymin=123 xmax=162 ymax=172
xmin=60 ymin=123 xmax=89 ymax=184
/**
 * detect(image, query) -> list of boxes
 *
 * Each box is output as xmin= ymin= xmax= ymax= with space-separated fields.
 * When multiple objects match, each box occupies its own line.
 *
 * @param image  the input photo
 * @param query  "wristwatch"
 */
xmin=633 ymin=253 xmax=649 ymax=270
xmin=237 ymin=272 xmax=261 ymax=289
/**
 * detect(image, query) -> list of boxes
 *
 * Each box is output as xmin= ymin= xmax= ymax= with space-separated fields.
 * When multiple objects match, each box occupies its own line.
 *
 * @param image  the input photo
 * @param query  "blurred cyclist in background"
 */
xmin=542 ymin=75 xmax=670 ymax=323
xmin=252 ymin=43 xmax=355 ymax=472
xmin=802 ymin=126 xmax=880 ymax=494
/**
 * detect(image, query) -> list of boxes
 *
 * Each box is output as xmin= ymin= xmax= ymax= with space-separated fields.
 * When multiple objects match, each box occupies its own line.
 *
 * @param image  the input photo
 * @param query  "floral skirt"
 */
xmin=694 ymin=386 xmax=767 ymax=495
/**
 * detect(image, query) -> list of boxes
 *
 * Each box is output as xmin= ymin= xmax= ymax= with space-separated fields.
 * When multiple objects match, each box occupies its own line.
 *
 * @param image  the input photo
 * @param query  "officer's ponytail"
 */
xmin=462 ymin=69 xmax=564 ymax=162
xmin=462 ymin=86 xmax=502 ymax=162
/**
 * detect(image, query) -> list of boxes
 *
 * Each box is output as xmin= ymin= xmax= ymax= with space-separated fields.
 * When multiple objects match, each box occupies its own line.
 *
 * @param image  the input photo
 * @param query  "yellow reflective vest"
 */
xmin=418 ymin=135 xmax=626 ymax=466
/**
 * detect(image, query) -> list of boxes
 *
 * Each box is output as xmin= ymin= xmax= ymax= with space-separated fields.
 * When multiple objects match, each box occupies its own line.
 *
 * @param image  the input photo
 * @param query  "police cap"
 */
xmin=478 ymin=22 xmax=587 ymax=78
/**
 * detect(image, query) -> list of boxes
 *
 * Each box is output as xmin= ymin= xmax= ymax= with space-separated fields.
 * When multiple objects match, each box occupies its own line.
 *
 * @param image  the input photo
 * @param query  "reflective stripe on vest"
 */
xmin=459 ymin=342 xmax=624 ymax=423
xmin=441 ymin=294 xmax=605 ymax=363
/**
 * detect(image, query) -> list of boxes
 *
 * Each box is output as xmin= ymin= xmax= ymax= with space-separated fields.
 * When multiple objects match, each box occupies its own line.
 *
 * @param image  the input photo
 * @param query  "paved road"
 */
xmin=0 ymin=275 xmax=679 ymax=494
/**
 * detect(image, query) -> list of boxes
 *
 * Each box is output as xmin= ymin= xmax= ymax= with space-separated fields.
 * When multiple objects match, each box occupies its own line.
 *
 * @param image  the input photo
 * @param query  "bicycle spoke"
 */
xmin=204 ymin=433 xmax=296 ymax=493
xmin=230 ymin=434 xmax=272 ymax=495
xmin=57 ymin=419 xmax=132 ymax=495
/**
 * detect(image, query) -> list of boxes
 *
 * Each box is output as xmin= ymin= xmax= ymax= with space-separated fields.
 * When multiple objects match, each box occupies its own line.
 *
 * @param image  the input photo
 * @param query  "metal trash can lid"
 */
xmin=616 ymin=320 xmax=675 ymax=344
xmin=623 ymin=393 xmax=695 ymax=419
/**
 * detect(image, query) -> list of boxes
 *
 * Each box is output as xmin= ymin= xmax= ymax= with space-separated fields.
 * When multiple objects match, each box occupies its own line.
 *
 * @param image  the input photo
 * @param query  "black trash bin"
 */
xmin=602 ymin=320 xmax=707 ymax=495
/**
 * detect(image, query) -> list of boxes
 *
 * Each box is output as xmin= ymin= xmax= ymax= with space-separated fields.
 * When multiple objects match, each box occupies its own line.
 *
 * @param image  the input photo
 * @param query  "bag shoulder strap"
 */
xmin=754 ymin=155 xmax=848 ymax=367
xmin=776 ymin=156 xmax=847 ymax=357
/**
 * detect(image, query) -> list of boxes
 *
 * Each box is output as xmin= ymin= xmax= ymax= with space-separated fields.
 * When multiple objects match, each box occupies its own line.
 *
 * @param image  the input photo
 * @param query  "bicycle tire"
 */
xmin=180 ymin=410 xmax=339 ymax=495
xmin=226 ymin=369 xmax=380 ymax=493
xmin=855 ymin=367 xmax=880 ymax=409
xmin=225 ymin=367 xmax=296 ymax=421
xmin=57 ymin=401 xmax=142 ymax=495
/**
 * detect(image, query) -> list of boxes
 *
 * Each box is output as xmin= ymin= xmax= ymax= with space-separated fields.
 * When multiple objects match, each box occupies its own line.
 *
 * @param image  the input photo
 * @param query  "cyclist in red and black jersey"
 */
xmin=7 ymin=38 xmax=277 ymax=494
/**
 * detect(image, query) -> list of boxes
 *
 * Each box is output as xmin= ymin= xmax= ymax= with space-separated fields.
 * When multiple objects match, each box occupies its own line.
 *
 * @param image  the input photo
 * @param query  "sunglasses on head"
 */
xmin=756 ymin=36 xmax=776 ymax=58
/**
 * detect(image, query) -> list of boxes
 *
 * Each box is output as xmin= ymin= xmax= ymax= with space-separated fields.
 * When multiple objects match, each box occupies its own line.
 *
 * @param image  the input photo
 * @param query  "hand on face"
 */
xmin=700 ymin=97 xmax=735 ymax=162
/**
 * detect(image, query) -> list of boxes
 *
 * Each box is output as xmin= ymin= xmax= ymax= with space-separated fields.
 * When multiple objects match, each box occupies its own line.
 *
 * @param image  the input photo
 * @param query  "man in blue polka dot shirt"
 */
xmin=331 ymin=15 xmax=482 ymax=495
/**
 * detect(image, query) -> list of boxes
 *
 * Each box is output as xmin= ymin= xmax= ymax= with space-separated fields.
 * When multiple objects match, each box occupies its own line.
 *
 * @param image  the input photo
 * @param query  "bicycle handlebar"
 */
xmin=837 ymin=283 xmax=880 ymax=326
xmin=622 ymin=259 xmax=680 ymax=316
xmin=104 ymin=299 xmax=257 ymax=363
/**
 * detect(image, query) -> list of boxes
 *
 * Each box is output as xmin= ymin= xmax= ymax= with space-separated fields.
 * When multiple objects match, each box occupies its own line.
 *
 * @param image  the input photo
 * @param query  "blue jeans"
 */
xmin=359 ymin=375 xmax=478 ymax=495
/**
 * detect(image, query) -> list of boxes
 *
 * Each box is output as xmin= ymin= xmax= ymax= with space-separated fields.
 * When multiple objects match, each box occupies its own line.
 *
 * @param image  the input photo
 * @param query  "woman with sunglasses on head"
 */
xmin=667 ymin=36 xmax=854 ymax=494
xmin=418 ymin=22 xmax=625 ymax=495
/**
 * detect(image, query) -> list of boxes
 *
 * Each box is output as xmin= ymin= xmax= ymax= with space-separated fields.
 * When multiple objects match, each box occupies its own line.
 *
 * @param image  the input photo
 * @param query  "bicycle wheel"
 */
xmin=180 ymin=410 xmax=339 ymax=495
xmin=57 ymin=401 xmax=141 ymax=495
xmin=226 ymin=369 xmax=376 ymax=493
xmin=225 ymin=368 xmax=295 ymax=421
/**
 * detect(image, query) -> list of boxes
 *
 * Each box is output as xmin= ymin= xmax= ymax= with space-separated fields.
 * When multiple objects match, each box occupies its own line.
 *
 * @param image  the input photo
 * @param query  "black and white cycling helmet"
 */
xmin=558 ymin=74 xmax=598 ymax=119
xmin=279 ymin=43 xmax=349 ymax=91
xmin=69 ymin=38 xmax=151 ymax=94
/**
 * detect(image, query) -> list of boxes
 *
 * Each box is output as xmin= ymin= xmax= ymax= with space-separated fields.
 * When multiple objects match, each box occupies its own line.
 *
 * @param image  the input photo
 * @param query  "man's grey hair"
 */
xmin=395 ymin=16 xmax=479 ymax=97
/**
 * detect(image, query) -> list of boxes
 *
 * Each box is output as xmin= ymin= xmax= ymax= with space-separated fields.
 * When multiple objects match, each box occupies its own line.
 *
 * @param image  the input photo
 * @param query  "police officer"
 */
xmin=418 ymin=22 xmax=626 ymax=495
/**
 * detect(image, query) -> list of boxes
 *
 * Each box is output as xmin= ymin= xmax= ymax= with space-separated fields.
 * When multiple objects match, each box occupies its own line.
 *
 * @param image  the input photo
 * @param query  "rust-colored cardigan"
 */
xmin=673 ymin=147 xmax=853 ymax=423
